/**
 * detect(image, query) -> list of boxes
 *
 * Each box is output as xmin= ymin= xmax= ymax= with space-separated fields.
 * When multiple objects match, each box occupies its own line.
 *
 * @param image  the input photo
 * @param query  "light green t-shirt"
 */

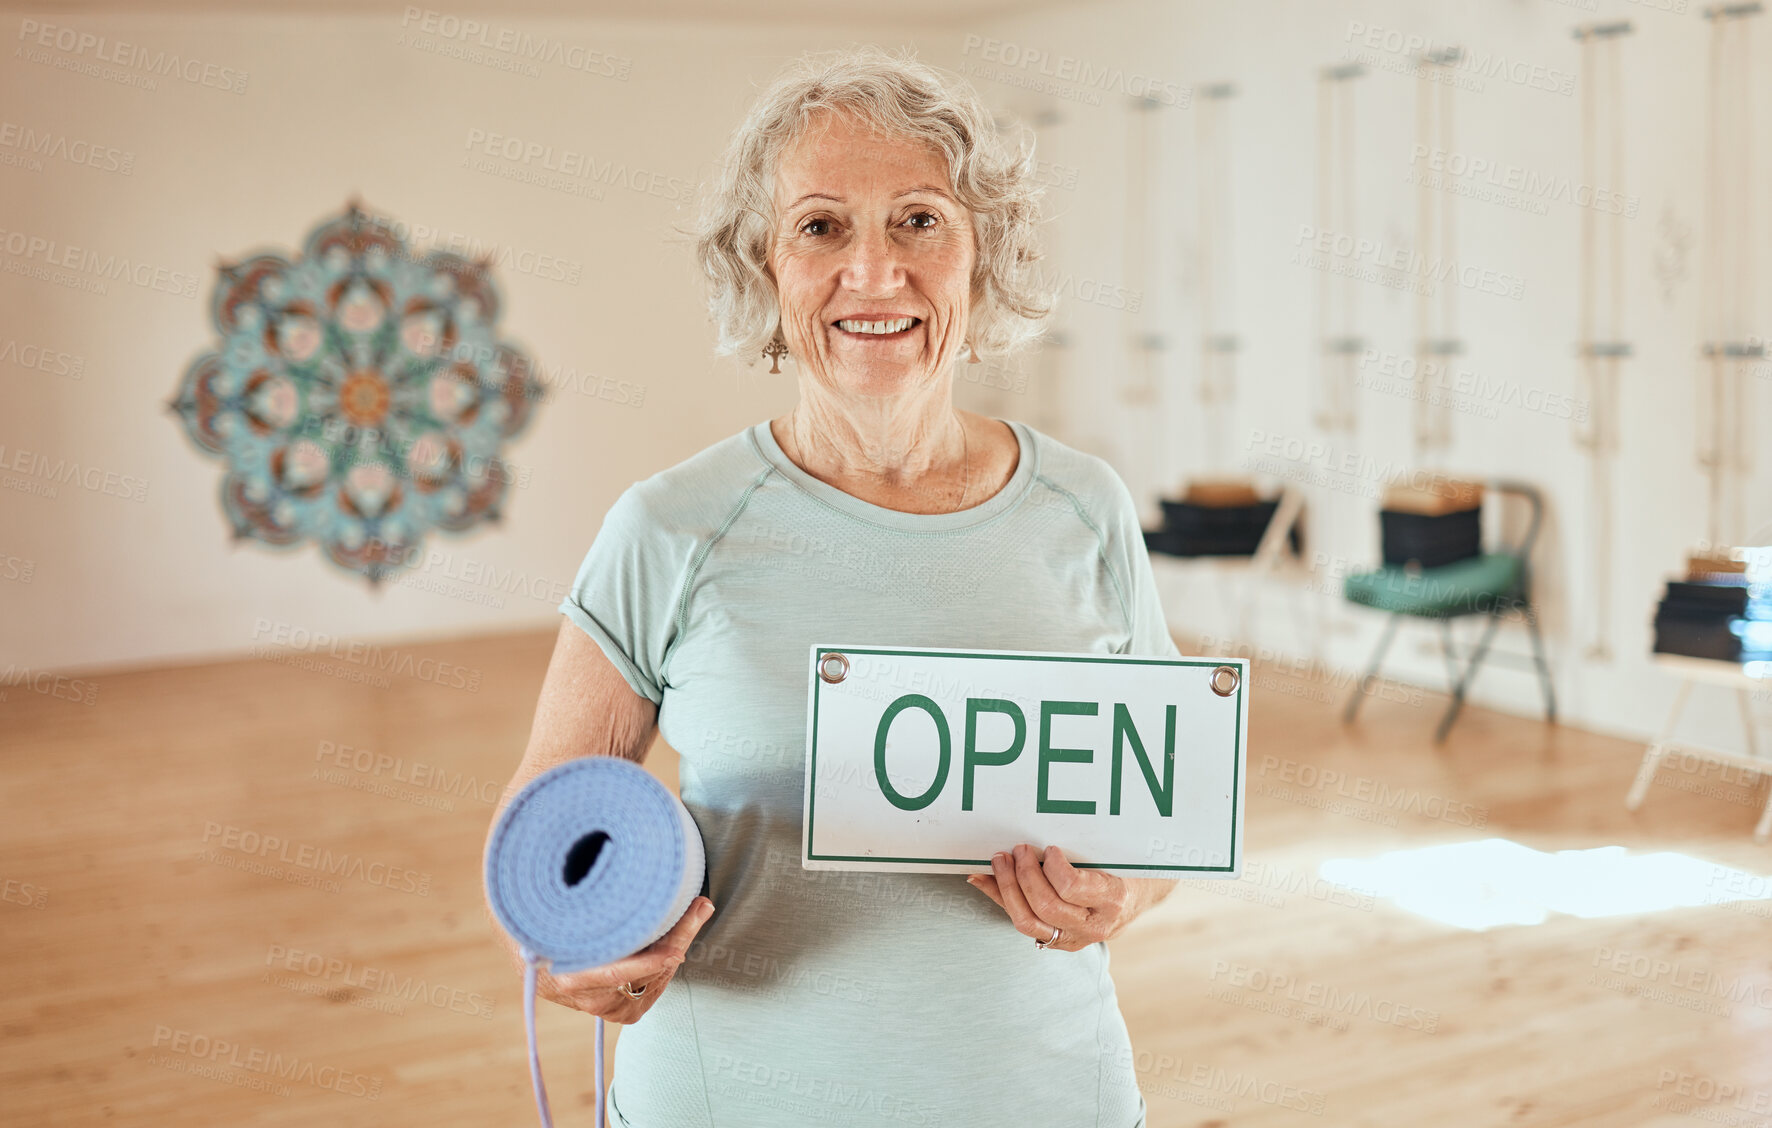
xmin=558 ymin=416 xmax=1180 ymax=1128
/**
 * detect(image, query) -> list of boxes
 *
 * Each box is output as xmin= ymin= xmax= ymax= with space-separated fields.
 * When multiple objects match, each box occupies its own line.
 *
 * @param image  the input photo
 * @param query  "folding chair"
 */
xmin=1340 ymin=479 xmax=1557 ymax=743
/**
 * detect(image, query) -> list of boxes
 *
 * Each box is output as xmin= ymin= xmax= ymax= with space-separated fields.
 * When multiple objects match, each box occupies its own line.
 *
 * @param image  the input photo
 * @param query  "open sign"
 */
xmin=801 ymin=645 xmax=1247 ymax=878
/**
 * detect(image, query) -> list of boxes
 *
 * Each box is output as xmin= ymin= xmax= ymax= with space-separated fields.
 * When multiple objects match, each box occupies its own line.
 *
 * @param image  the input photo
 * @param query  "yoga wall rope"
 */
xmin=1194 ymin=82 xmax=1240 ymax=474
xmin=1572 ymin=20 xmax=1634 ymax=663
xmin=1122 ymin=93 xmax=1164 ymax=411
xmin=1696 ymin=3 xmax=1763 ymax=553
xmin=1413 ymin=47 xmax=1463 ymax=462
xmin=484 ymin=756 xmax=706 ymax=1128
xmin=1312 ymin=61 xmax=1366 ymax=437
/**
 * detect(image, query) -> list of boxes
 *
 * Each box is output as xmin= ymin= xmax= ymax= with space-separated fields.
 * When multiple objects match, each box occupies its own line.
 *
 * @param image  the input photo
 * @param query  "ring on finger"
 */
xmin=617 ymin=981 xmax=648 ymax=1000
xmin=1033 ymin=923 xmax=1062 ymax=950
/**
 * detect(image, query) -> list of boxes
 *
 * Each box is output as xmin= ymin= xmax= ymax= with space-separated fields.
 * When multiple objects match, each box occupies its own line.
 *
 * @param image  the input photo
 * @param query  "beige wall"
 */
xmin=4 ymin=1 xmax=1769 ymax=749
xmin=950 ymin=0 xmax=1772 ymax=750
xmin=0 ymin=12 xmax=945 ymax=673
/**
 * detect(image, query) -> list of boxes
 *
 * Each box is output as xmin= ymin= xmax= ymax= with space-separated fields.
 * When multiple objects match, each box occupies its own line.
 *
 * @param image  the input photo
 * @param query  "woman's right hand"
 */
xmin=534 ymin=896 xmax=716 ymax=1024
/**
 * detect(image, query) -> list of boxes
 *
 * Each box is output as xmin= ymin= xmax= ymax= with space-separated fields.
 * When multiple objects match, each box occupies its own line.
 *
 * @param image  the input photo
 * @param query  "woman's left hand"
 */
xmin=967 ymin=842 xmax=1170 ymax=952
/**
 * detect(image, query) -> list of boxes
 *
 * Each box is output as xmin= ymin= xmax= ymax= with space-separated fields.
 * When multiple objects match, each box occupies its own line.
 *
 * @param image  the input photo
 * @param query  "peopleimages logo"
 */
xmin=0 ymin=665 xmax=98 ymax=705
xmin=15 ymin=20 xmax=250 ymax=93
xmin=461 ymin=128 xmax=697 ymax=204
xmin=0 ymin=441 xmax=149 ymax=501
xmin=1208 ymin=961 xmax=1440 ymax=1032
xmin=960 ymin=35 xmax=1189 ymax=107
xmin=1356 ymin=348 xmax=1588 ymax=423
xmin=149 ymin=1025 xmax=380 ymax=1099
xmin=0 ymin=227 xmax=199 ymax=298
xmin=1342 ymin=21 xmax=1574 ymax=97
xmin=0 ymin=337 xmax=85 ymax=379
xmin=1293 ymin=225 xmax=1525 ymax=300
xmin=1408 ymin=145 xmax=1638 ymax=217
xmin=200 ymin=822 xmax=432 ymax=896
xmin=0 ymin=122 xmax=134 ymax=174
xmin=397 ymin=7 xmax=632 ymax=79
xmin=1256 ymin=755 xmax=1486 ymax=827
xmin=249 ymin=618 xmax=482 ymax=692
xmin=314 ymin=739 xmax=503 ymax=806
xmin=264 ymin=943 xmax=493 ymax=1018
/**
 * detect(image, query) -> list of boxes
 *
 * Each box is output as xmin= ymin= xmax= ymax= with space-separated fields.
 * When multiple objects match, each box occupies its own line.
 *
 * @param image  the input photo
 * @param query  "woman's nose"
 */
xmin=838 ymin=226 xmax=905 ymax=291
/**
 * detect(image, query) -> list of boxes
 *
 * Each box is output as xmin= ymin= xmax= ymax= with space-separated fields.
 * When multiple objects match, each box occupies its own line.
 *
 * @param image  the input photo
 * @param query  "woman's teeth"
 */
xmin=835 ymin=317 xmax=918 ymax=334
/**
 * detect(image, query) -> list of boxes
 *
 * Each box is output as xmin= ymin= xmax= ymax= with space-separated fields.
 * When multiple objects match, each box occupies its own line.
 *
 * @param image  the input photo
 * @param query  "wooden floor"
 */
xmin=3 ymin=626 xmax=1769 ymax=1127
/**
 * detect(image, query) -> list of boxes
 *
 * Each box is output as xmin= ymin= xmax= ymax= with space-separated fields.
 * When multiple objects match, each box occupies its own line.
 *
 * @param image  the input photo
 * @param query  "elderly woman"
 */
xmin=493 ymin=45 xmax=1182 ymax=1127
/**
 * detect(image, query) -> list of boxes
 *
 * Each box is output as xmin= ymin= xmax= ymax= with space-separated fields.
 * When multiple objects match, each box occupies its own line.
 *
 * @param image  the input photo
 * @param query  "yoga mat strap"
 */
xmin=486 ymin=757 xmax=706 ymax=1127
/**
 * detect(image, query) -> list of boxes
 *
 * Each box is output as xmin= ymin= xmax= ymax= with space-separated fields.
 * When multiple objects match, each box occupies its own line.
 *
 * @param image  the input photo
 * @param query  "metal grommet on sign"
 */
xmin=818 ymin=652 xmax=849 ymax=684
xmin=1210 ymin=665 xmax=1240 ymax=697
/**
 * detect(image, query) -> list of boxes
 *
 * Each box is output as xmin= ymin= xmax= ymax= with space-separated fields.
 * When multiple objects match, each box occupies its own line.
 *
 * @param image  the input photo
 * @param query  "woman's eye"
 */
xmin=797 ymin=212 xmax=937 ymax=237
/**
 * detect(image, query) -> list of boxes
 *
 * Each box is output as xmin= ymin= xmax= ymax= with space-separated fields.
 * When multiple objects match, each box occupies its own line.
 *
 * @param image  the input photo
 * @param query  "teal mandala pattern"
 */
xmin=169 ymin=200 xmax=545 ymax=585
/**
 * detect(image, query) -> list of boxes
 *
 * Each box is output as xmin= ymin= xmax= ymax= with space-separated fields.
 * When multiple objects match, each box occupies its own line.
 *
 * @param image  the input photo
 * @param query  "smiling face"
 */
xmin=767 ymin=110 xmax=976 ymax=397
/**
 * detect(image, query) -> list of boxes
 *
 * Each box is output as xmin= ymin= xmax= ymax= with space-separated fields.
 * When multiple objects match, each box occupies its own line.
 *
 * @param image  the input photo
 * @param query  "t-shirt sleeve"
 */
xmin=555 ymin=484 xmax=684 ymax=705
xmin=1104 ymin=471 xmax=1183 ymax=659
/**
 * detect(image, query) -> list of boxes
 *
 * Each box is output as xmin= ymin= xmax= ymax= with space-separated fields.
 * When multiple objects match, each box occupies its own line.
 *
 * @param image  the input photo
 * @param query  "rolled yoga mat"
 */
xmin=484 ymin=756 xmax=706 ymax=1128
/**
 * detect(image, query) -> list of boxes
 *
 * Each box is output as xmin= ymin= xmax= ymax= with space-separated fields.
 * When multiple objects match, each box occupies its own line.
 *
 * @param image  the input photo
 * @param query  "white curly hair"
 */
xmin=688 ymin=44 xmax=1056 ymax=367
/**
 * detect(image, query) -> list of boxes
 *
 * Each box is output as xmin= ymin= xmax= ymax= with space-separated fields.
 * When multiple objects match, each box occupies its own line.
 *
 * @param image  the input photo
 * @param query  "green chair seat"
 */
xmin=1344 ymin=553 xmax=1522 ymax=618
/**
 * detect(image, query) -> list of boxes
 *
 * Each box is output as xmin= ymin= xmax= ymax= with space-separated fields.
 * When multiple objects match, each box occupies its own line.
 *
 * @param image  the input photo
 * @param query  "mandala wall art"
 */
xmin=169 ymin=199 xmax=546 ymax=585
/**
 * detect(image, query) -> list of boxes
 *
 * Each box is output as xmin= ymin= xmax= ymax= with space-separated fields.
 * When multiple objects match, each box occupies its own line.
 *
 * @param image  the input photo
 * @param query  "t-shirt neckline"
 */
xmin=747 ymin=416 xmax=1037 ymax=532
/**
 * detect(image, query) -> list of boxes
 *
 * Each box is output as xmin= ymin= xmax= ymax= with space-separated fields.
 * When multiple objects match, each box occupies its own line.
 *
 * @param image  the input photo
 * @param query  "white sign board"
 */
xmin=801 ymin=645 xmax=1247 ymax=879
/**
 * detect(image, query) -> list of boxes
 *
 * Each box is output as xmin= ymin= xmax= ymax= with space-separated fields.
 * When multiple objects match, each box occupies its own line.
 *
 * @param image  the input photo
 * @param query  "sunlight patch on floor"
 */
xmin=1319 ymin=839 xmax=1772 ymax=931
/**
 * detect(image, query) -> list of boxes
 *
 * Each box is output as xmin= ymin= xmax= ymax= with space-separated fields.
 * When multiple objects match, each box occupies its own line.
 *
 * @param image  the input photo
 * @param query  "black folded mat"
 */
xmin=1379 ymin=507 xmax=1481 ymax=569
xmin=1146 ymin=499 xmax=1302 ymax=558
